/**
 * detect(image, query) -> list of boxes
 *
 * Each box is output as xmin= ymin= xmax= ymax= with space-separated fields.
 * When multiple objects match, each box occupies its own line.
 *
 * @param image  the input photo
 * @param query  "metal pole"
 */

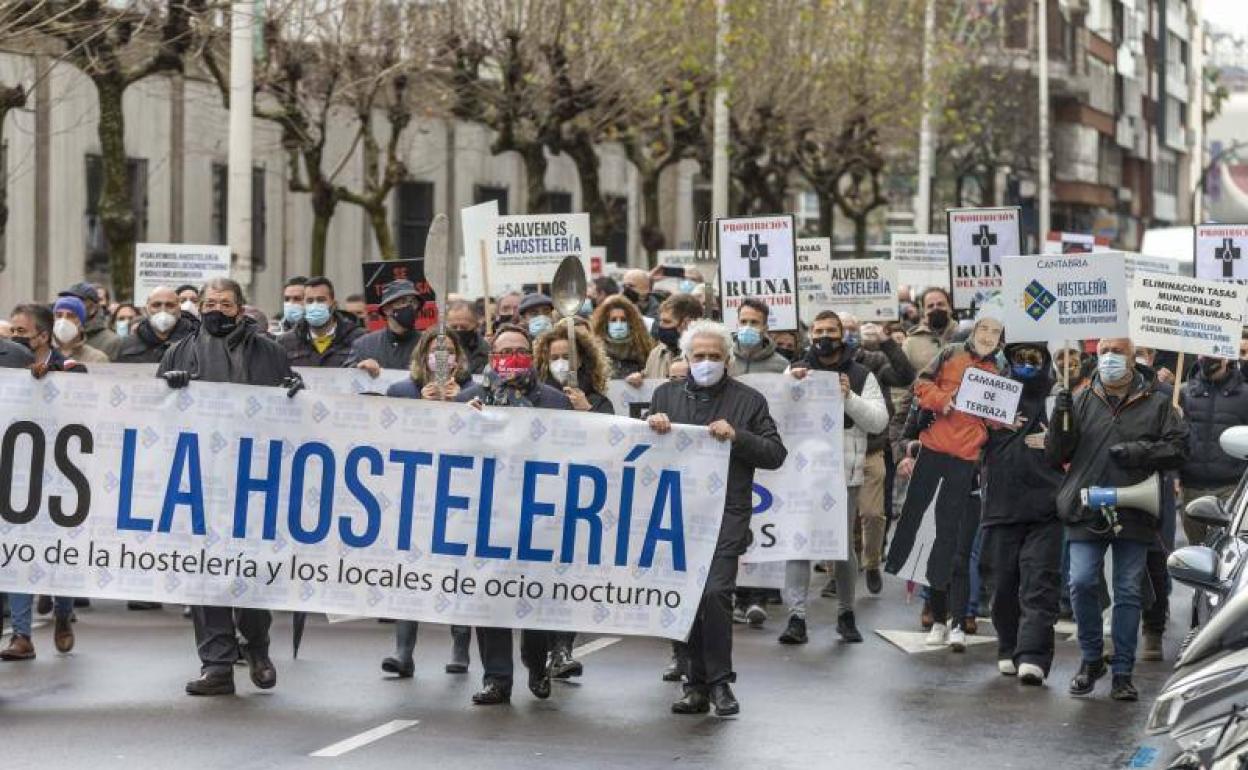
xmin=711 ymin=0 xmax=729 ymax=220
xmin=1190 ymin=0 xmax=1205 ymax=224
xmin=228 ymin=1 xmax=255 ymax=296
xmin=914 ymin=0 xmax=935 ymax=234
xmin=1037 ymin=0 xmax=1051 ymax=244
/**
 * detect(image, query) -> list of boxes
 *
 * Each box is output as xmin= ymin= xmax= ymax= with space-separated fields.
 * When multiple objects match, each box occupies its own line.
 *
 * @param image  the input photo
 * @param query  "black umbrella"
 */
xmin=292 ymin=611 xmax=307 ymax=659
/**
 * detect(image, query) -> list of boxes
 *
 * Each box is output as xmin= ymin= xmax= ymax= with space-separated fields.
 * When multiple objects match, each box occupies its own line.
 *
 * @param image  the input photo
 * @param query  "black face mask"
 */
xmin=390 ymin=306 xmax=418 ymax=332
xmin=453 ymin=328 xmax=478 ymax=350
xmin=622 ymin=287 xmax=642 ymax=306
xmin=201 ymin=311 xmax=239 ymax=338
xmin=775 ymin=347 xmax=797 ymax=362
xmin=927 ymin=309 xmax=950 ymax=331
xmin=813 ymin=337 xmax=842 ymax=358
xmin=10 ymin=335 xmax=32 ymax=350
xmin=654 ymin=325 xmax=681 ymax=351
xmin=1201 ymin=359 xmax=1228 ymax=380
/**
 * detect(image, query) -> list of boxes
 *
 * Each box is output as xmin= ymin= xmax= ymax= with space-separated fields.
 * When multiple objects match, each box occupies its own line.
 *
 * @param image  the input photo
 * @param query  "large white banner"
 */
xmin=891 ymin=234 xmax=950 ymax=292
xmin=1129 ymin=274 xmax=1248 ymax=358
xmin=824 ymin=258 xmax=900 ymax=322
xmin=134 ymin=243 xmax=230 ymax=304
xmin=0 ymin=371 xmax=730 ymax=640
xmin=946 ymin=207 xmax=1022 ymax=311
xmin=607 ymin=373 xmax=848 ymax=562
xmin=88 ymin=364 xmax=413 ymax=396
xmin=1000 ymin=253 xmax=1128 ymax=342
xmin=796 ymin=237 xmax=833 ymax=325
xmin=1195 ymin=224 xmax=1248 ymax=283
xmin=717 ymin=215 xmax=799 ymax=331
xmin=485 ymin=213 xmax=591 ymax=291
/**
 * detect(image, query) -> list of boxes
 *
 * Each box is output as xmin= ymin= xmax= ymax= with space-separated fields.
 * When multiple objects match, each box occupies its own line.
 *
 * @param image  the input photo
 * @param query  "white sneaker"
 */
xmin=949 ymin=627 xmax=967 ymax=652
xmin=925 ymin=623 xmax=948 ymax=646
xmin=1018 ymin=663 xmax=1046 ymax=686
xmin=998 ymin=659 xmax=1018 ymax=676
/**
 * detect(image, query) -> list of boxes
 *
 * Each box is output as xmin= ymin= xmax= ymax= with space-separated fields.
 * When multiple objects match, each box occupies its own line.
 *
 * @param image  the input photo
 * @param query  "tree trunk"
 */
xmin=368 ymin=200 xmax=397 ymax=261
xmin=309 ymin=183 xmax=337 ymax=276
xmin=818 ymin=191 xmax=836 ymax=240
xmin=520 ymin=144 xmax=550 ymax=214
xmin=95 ymin=75 xmax=137 ymax=300
xmin=565 ymin=134 xmax=612 ymax=244
xmin=0 ymin=86 xmax=25 ymax=265
xmin=853 ymin=214 xmax=868 ymax=258
xmin=640 ymin=172 xmax=664 ymax=266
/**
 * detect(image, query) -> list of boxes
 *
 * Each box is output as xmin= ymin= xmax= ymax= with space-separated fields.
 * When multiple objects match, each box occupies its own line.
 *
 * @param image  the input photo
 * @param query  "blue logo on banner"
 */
xmin=752 ymin=484 xmax=774 ymax=514
xmin=1024 ymin=279 xmax=1057 ymax=320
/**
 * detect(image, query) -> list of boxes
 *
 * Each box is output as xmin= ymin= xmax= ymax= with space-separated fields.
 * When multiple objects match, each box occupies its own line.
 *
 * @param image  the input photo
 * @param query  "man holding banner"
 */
xmin=647 ymin=320 xmax=787 ymax=717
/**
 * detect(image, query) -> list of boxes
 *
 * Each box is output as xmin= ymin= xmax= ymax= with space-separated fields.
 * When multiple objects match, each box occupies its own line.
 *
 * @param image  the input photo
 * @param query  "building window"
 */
xmin=85 ymin=153 xmax=148 ymax=280
xmin=394 ymin=180 xmax=434 ymax=259
xmin=605 ymin=194 xmax=628 ymax=265
xmin=474 ymin=184 xmax=509 ymax=215
xmin=210 ymin=162 xmax=268 ymax=271
xmin=547 ymin=190 xmax=573 ymax=214
xmin=1155 ymin=157 xmax=1179 ymax=195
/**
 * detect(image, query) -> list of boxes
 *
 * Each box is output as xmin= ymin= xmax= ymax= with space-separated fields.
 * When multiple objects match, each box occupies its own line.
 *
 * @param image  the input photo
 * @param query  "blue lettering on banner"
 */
xmin=341 ymin=446 xmax=384 ymax=548
xmin=288 ymin=442 xmax=335 ymax=545
xmin=115 ymin=428 xmax=148 ymax=531
xmin=158 ymin=432 xmax=205 ymax=535
xmin=518 ymin=461 xmax=560 ymax=563
xmin=474 ymin=457 xmax=510 ymax=559
xmin=639 ymin=470 xmax=685 ymax=571
xmin=561 ymin=464 xmax=606 ymax=565
xmin=432 ymin=454 xmax=473 ymax=556
xmin=233 ymin=437 xmax=283 ymax=539
xmin=389 ymin=449 xmax=433 ymax=550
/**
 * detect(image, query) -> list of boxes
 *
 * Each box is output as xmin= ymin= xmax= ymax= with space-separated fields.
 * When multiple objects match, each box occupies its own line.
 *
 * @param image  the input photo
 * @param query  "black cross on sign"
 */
xmin=741 ymin=233 xmax=768 ymax=278
xmin=1216 ymin=237 xmax=1242 ymax=279
xmin=971 ymin=225 xmax=997 ymax=264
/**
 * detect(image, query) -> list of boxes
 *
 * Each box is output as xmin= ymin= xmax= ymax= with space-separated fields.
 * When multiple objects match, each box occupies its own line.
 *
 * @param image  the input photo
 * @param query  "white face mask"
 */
xmin=180 ymin=300 xmax=198 ymax=317
xmin=150 ymin=311 xmax=178 ymax=334
xmin=53 ymin=318 xmax=79 ymax=346
xmin=690 ymin=360 xmax=725 ymax=387
xmin=549 ymin=358 xmax=571 ymax=385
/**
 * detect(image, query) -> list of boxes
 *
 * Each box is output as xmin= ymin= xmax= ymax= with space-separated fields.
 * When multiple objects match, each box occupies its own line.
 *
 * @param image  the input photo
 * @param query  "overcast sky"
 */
xmin=1205 ymin=0 xmax=1248 ymax=36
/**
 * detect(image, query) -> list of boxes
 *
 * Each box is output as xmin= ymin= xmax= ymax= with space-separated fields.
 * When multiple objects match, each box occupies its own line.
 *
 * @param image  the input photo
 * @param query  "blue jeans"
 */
xmin=1068 ymin=539 xmax=1149 ymax=675
xmin=8 ymin=594 xmax=72 ymax=637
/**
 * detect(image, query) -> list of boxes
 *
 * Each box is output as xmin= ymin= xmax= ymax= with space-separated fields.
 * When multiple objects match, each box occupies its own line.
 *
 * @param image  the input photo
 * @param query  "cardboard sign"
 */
xmin=1129 ymin=273 xmax=1248 ymax=358
xmin=361 ymin=259 xmax=436 ymax=332
xmin=953 ymin=367 xmax=1022 ymax=423
xmin=1195 ymin=224 xmax=1248 ymax=283
xmin=796 ymin=238 xmax=832 ymax=324
xmin=946 ymin=207 xmax=1022 ymax=311
xmin=1043 ymin=231 xmax=1110 ymax=255
xmin=457 ymin=200 xmax=499 ymax=296
xmin=1122 ymin=251 xmax=1183 ymax=282
xmin=1000 ymin=253 xmax=1128 ymax=342
xmin=656 ymin=249 xmax=718 ymax=285
xmin=133 ymin=243 xmax=230 ymax=303
xmin=487 ymin=213 xmax=591 ymax=291
xmin=891 ymin=234 xmax=950 ymax=293
xmin=716 ymin=214 xmax=799 ymax=331
xmin=822 ymin=258 xmax=899 ymax=322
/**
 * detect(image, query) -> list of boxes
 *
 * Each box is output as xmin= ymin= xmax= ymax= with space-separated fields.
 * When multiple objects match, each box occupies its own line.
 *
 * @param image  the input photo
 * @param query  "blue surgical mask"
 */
xmin=528 ymin=315 xmax=553 ymax=337
xmin=678 ymin=279 xmax=697 ymax=294
xmin=304 ymin=302 xmax=331 ymax=328
xmin=580 ymin=299 xmax=593 ymax=315
xmin=607 ymin=320 xmax=630 ymax=341
xmin=737 ymin=326 xmax=761 ymax=348
xmin=1097 ymin=352 xmax=1130 ymax=383
xmin=115 ymin=319 xmax=130 ymax=338
xmin=1011 ymin=363 xmax=1039 ymax=380
xmin=283 ymin=302 xmax=304 ymax=324
xmin=844 ymin=333 xmax=860 ymax=351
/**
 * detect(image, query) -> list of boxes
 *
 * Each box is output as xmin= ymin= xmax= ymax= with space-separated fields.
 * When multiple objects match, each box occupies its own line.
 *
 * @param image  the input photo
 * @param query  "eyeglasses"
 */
xmin=495 ymin=347 xmax=531 ymax=356
xmin=201 ymin=300 xmax=238 ymax=312
xmin=386 ymin=297 xmax=417 ymax=311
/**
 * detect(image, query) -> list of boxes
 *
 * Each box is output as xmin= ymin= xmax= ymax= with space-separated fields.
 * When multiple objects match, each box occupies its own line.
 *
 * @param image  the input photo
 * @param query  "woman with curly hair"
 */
xmin=534 ymin=318 xmax=615 ymax=415
xmin=591 ymin=294 xmax=653 ymax=379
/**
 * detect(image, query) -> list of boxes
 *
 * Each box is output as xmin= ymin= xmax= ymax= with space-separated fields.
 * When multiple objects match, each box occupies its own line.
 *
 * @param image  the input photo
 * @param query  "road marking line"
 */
xmin=310 ymin=719 xmax=419 ymax=758
xmin=572 ymin=636 xmax=621 ymax=658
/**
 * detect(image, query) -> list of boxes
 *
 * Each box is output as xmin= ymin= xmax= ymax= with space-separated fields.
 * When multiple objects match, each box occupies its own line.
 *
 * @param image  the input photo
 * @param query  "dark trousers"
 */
xmin=476 ymin=627 xmax=553 ymax=691
xmin=679 ymin=553 xmax=738 ymax=690
xmin=551 ymin=631 xmax=576 ymax=653
xmin=926 ymin=487 xmax=980 ymax=629
xmin=983 ymin=520 xmax=1062 ymax=673
xmin=193 ymin=606 xmax=272 ymax=674
xmin=1143 ymin=472 xmax=1178 ymax=634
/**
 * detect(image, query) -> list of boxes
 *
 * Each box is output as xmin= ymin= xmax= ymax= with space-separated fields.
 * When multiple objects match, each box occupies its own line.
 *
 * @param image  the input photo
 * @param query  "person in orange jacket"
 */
xmin=885 ymin=303 xmax=1005 ymax=652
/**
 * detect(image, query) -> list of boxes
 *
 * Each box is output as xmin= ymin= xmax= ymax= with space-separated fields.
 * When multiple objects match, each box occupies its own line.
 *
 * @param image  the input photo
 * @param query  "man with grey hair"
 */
xmin=646 ymin=319 xmax=787 ymax=716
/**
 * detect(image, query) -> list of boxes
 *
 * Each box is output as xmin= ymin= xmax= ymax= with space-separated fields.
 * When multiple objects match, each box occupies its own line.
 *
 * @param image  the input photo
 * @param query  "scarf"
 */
xmin=480 ymin=366 xmax=537 ymax=407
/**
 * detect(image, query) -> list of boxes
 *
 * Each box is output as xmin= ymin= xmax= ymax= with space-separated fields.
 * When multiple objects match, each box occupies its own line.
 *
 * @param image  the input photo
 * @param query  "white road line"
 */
xmin=572 ymin=636 xmax=621 ymax=658
xmin=310 ymin=720 xmax=420 ymax=758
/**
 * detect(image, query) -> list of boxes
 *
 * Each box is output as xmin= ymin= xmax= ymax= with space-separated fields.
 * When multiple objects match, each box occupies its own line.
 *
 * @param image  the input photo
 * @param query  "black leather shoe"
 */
xmin=1110 ymin=674 xmax=1139 ymax=701
xmin=671 ymin=689 xmax=710 ymax=714
xmin=381 ymin=656 xmax=415 ymax=678
xmin=778 ymin=615 xmax=808 ymax=644
xmin=127 ymin=601 xmax=163 ymax=610
xmin=471 ymin=683 xmax=511 ymax=705
xmin=549 ymin=648 xmax=583 ymax=679
xmin=866 ymin=569 xmax=883 ymax=595
xmin=528 ymin=666 xmax=551 ymax=699
xmin=709 ymin=683 xmax=739 ymax=716
xmin=240 ymin=644 xmax=277 ymax=690
xmin=662 ymin=656 xmax=685 ymax=682
xmin=186 ymin=670 xmax=235 ymax=696
xmin=837 ymin=611 xmax=864 ymax=643
xmin=1069 ymin=660 xmax=1107 ymax=696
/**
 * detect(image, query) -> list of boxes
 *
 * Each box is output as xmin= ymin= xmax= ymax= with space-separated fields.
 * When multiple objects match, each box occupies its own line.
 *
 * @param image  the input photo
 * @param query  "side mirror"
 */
xmin=1186 ymin=495 xmax=1233 ymax=530
xmin=1168 ymin=546 xmax=1226 ymax=594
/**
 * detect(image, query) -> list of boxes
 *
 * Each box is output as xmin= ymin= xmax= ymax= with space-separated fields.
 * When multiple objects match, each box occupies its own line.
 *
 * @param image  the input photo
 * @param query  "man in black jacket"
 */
xmin=275 ymin=276 xmax=366 ymax=368
xmin=346 ymin=279 xmax=423 ymax=374
xmin=1047 ymin=337 xmax=1188 ymax=702
xmin=647 ymin=319 xmax=787 ymax=717
xmin=982 ymin=343 xmax=1064 ymax=685
xmin=158 ymin=277 xmax=302 ymax=697
xmin=445 ymin=299 xmax=490 ymax=375
xmin=1179 ymin=355 xmax=1248 ymax=544
xmin=0 ymin=335 xmax=34 ymax=368
xmin=117 ymin=286 xmax=199 ymax=364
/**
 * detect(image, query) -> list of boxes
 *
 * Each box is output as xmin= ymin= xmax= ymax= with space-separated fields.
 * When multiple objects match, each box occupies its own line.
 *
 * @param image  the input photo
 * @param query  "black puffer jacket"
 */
xmin=157 ymin=316 xmax=293 ymax=386
xmin=276 ymin=311 xmax=367 ymax=368
xmin=116 ymin=315 xmax=199 ymax=364
xmin=1046 ymin=366 xmax=1189 ymax=542
xmin=854 ymin=337 xmax=916 ymax=452
xmin=1179 ymin=366 xmax=1248 ymax=489
xmin=648 ymin=375 xmax=787 ymax=556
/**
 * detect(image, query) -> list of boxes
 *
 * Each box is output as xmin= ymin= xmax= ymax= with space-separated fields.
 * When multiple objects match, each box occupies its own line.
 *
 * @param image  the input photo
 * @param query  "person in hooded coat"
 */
xmin=980 ymin=342 xmax=1065 ymax=685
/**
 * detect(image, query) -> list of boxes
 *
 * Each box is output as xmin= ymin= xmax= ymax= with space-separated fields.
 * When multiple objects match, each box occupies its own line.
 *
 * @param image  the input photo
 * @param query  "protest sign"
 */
xmin=1122 ymin=251 xmax=1183 ymax=282
xmin=362 ymin=259 xmax=436 ymax=332
xmin=953 ymin=367 xmax=1022 ymax=424
xmin=1129 ymin=274 xmax=1248 ymax=359
xmin=458 ymin=200 xmax=499 ymax=297
xmin=717 ymin=215 xmax=799 ymax=331
xmin=823 ymin=258 xmax=900 ymax=322
xmin=487 ymin=213 xmax=590 ymax=291
xmin=82 ymin=365 xmax=408 ymax=396
xmin=0 ymin=370 xmax=731 ymax=641
xmin=946 ymin=207 xmax=1022 ymax=311
xmin=796 ymin=238 xmax=832 ymax=325
xmin=891 ymin=234 xmax=950 ymax=293
xmin=999 ymin=253 xmax=1128 ymax=342
xmin=134 ymin=243 xmax=230 ymax=304
xmin=656 ymin=249 xmax=718 ymax=285
xmin=1195 ymin=224 xmax=1248 ymax=282
xmin=607 ymin=373 xmax=848 ymax=562
xmin=1043 ymin=231 xmax=1110 ymax=255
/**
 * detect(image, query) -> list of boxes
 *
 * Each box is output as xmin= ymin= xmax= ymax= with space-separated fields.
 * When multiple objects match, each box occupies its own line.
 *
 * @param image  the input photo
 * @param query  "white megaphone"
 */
xmin=1080 ymin=473 xmax=1162 ymax=534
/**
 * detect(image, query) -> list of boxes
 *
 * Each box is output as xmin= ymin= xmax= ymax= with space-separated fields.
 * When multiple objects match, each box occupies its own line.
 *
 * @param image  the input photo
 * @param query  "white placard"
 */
xmin=1122 ymin=251 xmax=1183 ymax=281
xmin=999 ymin=253 xmax=1128 ymax=342
xmin=891 ymin=234 xmax=950 ymax=293
xmin=953 ymin=367 xmax=1022 ymax=424
xmin=823 ymin=258 xmax=899 ymax=322
xmin=1043 ymin=231 xmax=1110 ymax=255
xmin=458 ymin=199 xmax=499 ymax=296
xmin=796 ymin=237 xmax=832 ymax=325
xmin=1195 ymin=224 xmax=1248 ymax=283
xmin=133 ymin=243 xmax=231 ymax=304
xmin=946 ymin=207 xmax=1022 ymax=311
xmin=717 ymin=215 xmax=799 ymax=331
xmin=478 ymin=212 xmax=589 ymax=294
xmin=1129 ymin=273 xmax=1248 ymax=358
